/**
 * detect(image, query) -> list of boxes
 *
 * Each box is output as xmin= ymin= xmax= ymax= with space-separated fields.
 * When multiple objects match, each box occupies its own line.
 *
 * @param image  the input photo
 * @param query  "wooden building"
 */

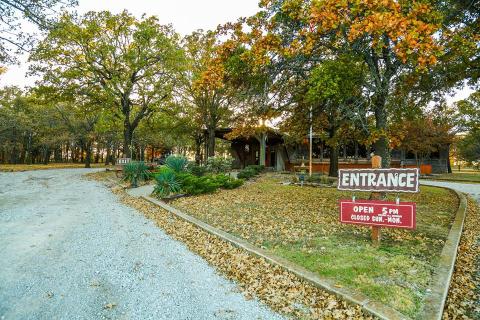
xmin=212 ymin=128 xmax=450 ymax=174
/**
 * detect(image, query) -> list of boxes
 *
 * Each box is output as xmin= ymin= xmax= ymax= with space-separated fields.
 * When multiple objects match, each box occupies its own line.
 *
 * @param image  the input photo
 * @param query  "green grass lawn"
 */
xmin=430 ymin=171 xmax=480 ymax=183
xmin=171 ymin=173 xmax=459 ymax=317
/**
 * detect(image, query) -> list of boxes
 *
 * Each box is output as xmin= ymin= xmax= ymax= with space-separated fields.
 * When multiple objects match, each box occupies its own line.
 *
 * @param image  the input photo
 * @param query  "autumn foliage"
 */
xmin=310 ymin=0 xmax=442 ymax=67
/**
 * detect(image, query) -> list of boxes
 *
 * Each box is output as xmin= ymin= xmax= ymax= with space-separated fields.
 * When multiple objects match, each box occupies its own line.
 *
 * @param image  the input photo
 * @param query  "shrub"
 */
xmin=165 ymin=155 xmax=188 ymax=173
xmin=154 ymin=169 xmax=181 ymax=197
xmin=180 ymin=174 xmax=220 ymax=195
xmin=174 ymin=172 xmax=244 ymax=195
xmin=123 ymin=161 xmax=150 ymax=188
xmin=237 ymin=168 xmax=254 ymax=180
xmin=206 ymin=156 xmax=234 ymax=174
xmin=222 ymin=177 xmax=244 ymax=189
xmin=247 ymin=164 xmax=265 ymax=174
xmin=147 ymin=163 xmax=158 ymax=171
xmin=188 ymin=162 xmax=207 ymax=177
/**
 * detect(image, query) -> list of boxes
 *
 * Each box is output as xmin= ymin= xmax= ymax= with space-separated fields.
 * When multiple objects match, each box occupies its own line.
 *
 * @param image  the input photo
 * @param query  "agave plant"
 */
xmin=123 ymin=161 xmax=150 ymax=188
xmin=165 ymin=155 xmax=188 ymax=173
xmin=154 ymin=170 xmax=181 ymax=197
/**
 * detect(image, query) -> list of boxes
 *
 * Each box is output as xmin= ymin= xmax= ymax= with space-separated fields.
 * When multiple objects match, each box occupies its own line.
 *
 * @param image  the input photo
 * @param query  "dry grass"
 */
xmin=171 ymin=173 xmax=459 ymax=317
xmin=0 ymin=163 xmax=114 ymax=172
xmin=431 ymin=171 xmax=480 ymax=183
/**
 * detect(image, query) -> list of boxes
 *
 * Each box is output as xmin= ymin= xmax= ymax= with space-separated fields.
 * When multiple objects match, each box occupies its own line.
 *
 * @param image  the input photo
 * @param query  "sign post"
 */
xmin=337 ymin=156 xmax=419 ymax=246
xmin=370 ymin=155 xmax=382 ymax=245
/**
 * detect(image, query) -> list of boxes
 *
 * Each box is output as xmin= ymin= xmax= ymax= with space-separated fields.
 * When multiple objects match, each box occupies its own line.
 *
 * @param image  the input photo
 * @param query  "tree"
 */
xmin=309 ymin=0 xmax=444 ymax=167
xmin=0 ymin=0 xmax=77 ymax=64
xmin=0 ymin=87 xmax=69 ymax=164
xmin=36 ymin=84 xmax=104 ymax=168
xmin=457 ymin=130 xmax=480 ymax=168
xmin=395 ymin=115 xmax=455 ymax=167
xmin=30 ymin=10 xmax=185 ymax=158
xmin=456 ymin=91 xmax=480 ymax=131
xmin=279 ymin=56 xmax=366 ymax=176
xmin=181 ymin=30 xmax=233 ymax=158
xmin=454 ymin=91 xmax=480 ymax=170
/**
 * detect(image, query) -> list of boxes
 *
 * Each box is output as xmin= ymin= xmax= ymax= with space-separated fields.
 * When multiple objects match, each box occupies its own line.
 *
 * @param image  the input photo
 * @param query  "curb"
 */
xmin=141 ymin=195 xmax=408 ymax=320
xmin=419 ymin=189 xmax=468 ymax=320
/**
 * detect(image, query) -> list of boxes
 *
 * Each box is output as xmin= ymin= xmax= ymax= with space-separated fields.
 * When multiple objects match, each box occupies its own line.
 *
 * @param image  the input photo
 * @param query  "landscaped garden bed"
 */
xmin=170 ymin=173 xmax=460 ymax=318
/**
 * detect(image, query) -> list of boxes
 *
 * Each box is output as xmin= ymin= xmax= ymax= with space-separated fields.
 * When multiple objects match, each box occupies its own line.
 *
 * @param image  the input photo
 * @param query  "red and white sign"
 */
xmin=339 ymin=200 xmax=416 ymax=229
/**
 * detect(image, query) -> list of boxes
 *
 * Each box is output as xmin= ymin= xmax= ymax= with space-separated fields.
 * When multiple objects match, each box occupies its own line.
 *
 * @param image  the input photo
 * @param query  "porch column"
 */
xmin=256 ymin=132 xmax=267 ymax=166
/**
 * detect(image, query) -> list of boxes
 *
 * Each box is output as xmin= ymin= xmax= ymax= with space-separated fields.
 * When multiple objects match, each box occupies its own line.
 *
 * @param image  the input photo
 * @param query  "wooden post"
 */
xmin=370 ymin=155 xmax=382 ymax=246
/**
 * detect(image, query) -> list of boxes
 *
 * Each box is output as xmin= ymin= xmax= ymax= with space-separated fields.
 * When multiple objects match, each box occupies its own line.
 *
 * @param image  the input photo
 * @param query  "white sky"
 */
xmin=0 ymin=0 xmax=475 ymax=103
xmin=0 ymin=0 xmax=261 ymax=88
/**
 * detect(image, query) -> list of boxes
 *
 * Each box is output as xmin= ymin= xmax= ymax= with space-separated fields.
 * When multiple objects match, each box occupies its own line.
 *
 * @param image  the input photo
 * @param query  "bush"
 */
xmin=154 ymin=169 xmax=181 ymax=197
xmin=178 ymin=174 xmax=220 ymax=195
xmin=123 ymin=161 xmax=150 ymax=188
xmin=188 ymin=162 xmax=207 ymax=177
xmin=208 ymin=174 xmax=244 ymax=189
xmin=173 ymin=172 xmax=244 ymax=195
xmin=165 ymin=155 xmax=188 ymax=173
xmin=206 ymin=156 xmax=234 ymax=174
xmin=237 ymin=168 xmax=256 ymax=180
xmin=147 ymin=163 xmax=158 ymax=171
xmin=247 ymin=164 xmax=265 ymax=174
xmin=222 ymin=177 xmax=244 ymax=189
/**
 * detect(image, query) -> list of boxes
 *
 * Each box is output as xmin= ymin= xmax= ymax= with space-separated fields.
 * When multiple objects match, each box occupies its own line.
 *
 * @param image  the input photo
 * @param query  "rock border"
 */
xmin=419 ymin=188 xmax=468 ymax=320
xmin=141 ymin=195 xmax=407 ymax=320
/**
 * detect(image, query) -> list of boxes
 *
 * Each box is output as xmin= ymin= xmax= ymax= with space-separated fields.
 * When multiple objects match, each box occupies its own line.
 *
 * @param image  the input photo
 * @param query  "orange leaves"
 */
xmin=192 ymin=62 xmax=225 ymax=93
xmin=310 ymin=0 xmax=442 ymax=68
xmin=444 ymin=199 xmax=480 ymax=318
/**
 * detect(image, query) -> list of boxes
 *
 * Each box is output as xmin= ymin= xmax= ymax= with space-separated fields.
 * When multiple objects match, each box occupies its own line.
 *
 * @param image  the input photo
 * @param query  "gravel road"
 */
xmin=420 ymin=180 xmax=480 ymax=203
xmin=0 ymin=169 xmax=283 ymax=320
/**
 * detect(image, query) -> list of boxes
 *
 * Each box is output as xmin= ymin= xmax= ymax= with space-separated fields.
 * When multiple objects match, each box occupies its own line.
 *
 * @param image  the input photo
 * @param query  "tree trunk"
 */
xmin=123 ymin=123 xmax=133 ymax=158
xmin=105 ymin=148 xmax=111 ymax=165
xmin=94 ymin=148 xmax=100 ymax=163
xmin=194 ymin=136 xmax=202 ymax=165
xmin=373 ymin=97 xmax=390 ymax=168
xmin=329 ymin=146 xmax=339 ymax=177
xmin=328 ymin=126 xmax=339 ymax=177
xmin=84 ymin=142 xmax=92 ymax=168
xmin=207 ymin=127 xmax=215 ymax=158
xmin=43 ymin=148 xmax=51 ymax=165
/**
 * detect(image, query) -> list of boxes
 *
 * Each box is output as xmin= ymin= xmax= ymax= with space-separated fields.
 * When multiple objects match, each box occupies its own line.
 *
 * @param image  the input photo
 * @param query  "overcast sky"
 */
xmin=0 ymin=0 xmax=261 ymax=88
xmin=0 ymin=0 xmax=474 ymax=103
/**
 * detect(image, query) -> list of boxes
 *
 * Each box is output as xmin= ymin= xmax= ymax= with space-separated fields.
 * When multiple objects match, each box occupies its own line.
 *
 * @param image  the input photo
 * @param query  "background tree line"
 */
xmin=0 ymin=0 xmax=478 ymax=171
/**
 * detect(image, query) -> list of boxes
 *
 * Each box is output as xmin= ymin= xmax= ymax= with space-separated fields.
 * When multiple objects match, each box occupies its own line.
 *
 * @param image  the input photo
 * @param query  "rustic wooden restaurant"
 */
xmin=211 ymin=128 xmax=450 ymax=174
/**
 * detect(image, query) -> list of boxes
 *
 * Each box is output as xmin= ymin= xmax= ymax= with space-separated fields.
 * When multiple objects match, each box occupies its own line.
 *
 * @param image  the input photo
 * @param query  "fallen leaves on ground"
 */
xmin=114 ymin=187 xmax=370 ymax=319
xmin=170 ymin=173 xmax=459 ymax=316
xmin=443 ymin=198 xmax=480 ymax=319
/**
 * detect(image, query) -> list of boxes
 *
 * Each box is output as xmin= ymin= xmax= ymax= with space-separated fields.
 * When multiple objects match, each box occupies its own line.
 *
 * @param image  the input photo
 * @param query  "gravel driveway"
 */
xmin=420 ymin=180 xmax=480 ymax=203
xmin=0 ymin=169 xmax=283 ymax=320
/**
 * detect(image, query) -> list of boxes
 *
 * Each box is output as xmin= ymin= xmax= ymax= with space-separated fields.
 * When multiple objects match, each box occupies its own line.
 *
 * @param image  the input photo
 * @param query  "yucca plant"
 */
xmin=165 ymin=155 xmax=188 ymax=173
xmin=154 ymin=170 xmax=181 ymax=197
xmin=123 ymin=161 xmax=150 ymax=188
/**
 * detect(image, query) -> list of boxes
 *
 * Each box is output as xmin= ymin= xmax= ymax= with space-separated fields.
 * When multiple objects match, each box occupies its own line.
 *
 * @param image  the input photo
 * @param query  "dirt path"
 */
xmin=0 ymin=169 xmax=282 ymax=320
